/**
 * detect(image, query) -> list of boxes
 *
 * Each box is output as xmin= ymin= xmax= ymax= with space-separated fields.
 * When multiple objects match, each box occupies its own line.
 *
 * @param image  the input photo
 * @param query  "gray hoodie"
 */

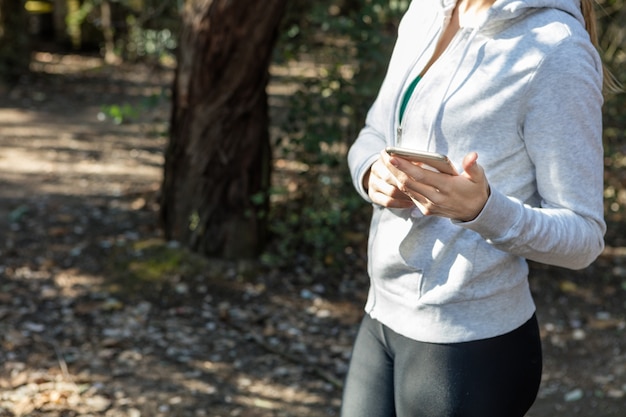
xmin=348 ymin=0 xmax=606 ymax=343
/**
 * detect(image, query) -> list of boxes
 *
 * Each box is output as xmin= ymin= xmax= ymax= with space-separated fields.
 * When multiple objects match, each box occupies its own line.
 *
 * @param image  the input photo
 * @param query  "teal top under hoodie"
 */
xmin=347 ymin=0 xmax=606 ymax=343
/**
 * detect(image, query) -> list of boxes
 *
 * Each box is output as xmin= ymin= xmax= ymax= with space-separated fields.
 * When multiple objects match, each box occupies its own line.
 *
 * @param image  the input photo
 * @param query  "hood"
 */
xmin=439 ymin=0 xmax=585 ymax=29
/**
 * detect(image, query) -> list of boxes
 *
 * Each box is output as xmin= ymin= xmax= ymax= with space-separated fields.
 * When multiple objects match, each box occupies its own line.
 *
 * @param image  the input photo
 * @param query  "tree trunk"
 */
xmin=0 ymin=0 xmax=30 ymax=83
xmin=100 ymin=1 xmax=118 ymax=64
xmin=160 ymin=0 xmax=287 ymax=259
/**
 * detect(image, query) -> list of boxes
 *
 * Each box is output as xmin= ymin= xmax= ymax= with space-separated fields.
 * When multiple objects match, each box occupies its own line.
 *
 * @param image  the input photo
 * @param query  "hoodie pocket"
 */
xmin=415 ymin=242 xmax=480 ymax=305
xmin=399 ymin=219 xmax=484 ymax=306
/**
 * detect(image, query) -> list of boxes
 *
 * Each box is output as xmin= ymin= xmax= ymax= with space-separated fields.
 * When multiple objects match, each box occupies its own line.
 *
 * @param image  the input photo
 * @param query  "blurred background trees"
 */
xmin=597 ymin=0 xmax=626 ymax=247
xmin=1 ymin=0 xmax=179 ymax=70
xmin=0 ymin=0 xmax=624 ymax=268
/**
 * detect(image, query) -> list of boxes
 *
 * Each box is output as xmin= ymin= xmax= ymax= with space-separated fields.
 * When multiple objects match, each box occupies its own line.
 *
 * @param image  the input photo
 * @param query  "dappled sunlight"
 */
xmin=188 ymin=358 xmax=339 ymax=414
xmin=0 ymin=49 xmax=358 ymax=413
xmin=0 ymin=106 xmax=165 ymax=198
xmin=0 ymin=247 xmax=356 ymax=416
xmin=30 ymin=52 xmax=105 ymax=75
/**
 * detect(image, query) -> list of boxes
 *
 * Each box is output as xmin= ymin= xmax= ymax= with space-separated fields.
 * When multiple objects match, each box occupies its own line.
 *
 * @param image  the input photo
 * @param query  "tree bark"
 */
xmin=160 ymin=0 xmax=287 ymax=259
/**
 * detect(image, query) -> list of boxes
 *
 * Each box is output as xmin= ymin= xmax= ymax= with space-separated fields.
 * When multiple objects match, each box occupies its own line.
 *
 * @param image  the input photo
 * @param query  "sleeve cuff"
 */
xmin=453 ymin=187 xmax=523 ymax=241
xmin=354 ymin=155 xmax=379 ymax=202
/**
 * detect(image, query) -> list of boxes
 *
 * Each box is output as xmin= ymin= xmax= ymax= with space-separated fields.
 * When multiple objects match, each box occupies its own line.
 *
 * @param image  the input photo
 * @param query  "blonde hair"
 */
xmin=580 ymin=0 xmax=622 ymax=94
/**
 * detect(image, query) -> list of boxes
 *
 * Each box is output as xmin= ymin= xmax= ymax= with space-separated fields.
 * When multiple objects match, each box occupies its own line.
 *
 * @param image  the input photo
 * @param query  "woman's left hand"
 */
xmin=384 ymin=150 xmax=490 ymax=222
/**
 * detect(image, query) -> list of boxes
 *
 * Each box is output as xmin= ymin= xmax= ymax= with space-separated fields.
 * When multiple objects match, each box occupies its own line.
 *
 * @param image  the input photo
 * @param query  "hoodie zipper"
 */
xmin=392 ymin=18 xmax=442 ymax=147
xmin=396 ymin=26 xmax=474 ymax=148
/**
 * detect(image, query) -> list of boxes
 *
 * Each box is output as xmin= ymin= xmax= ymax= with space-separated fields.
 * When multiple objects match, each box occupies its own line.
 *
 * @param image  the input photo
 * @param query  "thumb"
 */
xmin=461 ymin=152 xmax=483 ymax=181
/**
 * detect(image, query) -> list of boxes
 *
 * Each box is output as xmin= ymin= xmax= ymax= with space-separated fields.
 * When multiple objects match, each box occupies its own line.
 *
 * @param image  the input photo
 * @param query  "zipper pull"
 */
xmin=396 ymin=126 xmax=403 ymax=145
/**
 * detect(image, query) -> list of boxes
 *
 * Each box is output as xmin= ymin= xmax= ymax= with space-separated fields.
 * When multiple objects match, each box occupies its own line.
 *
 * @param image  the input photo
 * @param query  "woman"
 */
xmin=343 ymin=0 xmax=608 ymax=416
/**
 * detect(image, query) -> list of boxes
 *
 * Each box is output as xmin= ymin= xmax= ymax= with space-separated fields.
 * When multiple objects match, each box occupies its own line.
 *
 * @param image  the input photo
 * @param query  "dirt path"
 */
xmin=0 ymin=52 xmax=625 ymax=416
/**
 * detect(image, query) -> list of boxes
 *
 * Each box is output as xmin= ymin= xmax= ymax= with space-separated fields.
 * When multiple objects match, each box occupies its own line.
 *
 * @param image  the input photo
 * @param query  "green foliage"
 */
xmin=125 ymin=25 xmax=177 ymax=61
xmin=99 ymin=103 xmax=139 ymax=124
xmin=262 ymin=167 xmax=371 ymax=275
xmin=596 ymin=0 xmax=626 ymax=247
xmin=596 ymin=0 xmax=626 ymax=67
xmin=65 ymin=0 xmax=179 ymax=62
xmin=65 ymin=0 xmax=97 ymax=49
xmin=98 ymin=91 xmax=167 ymax=125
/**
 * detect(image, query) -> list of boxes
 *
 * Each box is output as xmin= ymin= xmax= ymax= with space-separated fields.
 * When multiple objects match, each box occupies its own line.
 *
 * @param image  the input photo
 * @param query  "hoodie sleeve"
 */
xmin=347 ymin=106 xmax=388 ymax=202
xmin=457 ymin=35 xmax=606 ymax=270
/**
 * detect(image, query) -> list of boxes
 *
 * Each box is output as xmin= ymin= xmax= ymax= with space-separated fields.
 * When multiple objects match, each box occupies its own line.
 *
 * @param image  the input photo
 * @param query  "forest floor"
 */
xmin=0 ymin=50 xmax=625 ymax=417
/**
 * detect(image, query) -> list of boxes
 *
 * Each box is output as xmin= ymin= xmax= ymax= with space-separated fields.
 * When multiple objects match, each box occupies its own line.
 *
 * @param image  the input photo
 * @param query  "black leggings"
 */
xmin=341 ymin=314 xmax=542 ymax=417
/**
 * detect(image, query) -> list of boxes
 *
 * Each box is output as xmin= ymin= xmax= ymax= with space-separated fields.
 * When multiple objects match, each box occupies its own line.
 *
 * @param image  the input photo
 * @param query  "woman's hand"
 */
xmin=365 ymin=153 xmax=415 ymax=209
xmin=384 ymin=150 xmax=491 ymax=221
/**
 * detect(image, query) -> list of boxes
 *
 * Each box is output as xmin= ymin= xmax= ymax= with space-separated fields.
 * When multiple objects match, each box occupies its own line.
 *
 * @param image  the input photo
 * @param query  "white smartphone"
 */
xmin=385 ymin=146 xmax=458 ymax=175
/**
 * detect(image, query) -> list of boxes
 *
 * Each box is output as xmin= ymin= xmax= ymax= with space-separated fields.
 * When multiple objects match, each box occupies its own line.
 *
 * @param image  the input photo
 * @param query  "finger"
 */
xmin=373 ymin=193 xmax=415 ymax=208
xmin=461 ymin=151 xmax=491 ymax=201
xmin=387 ymin=155 xmax=443 ymax=199
xmin=368 ymin=166 xmax=414 ymax=208
xmin=371 ymin=158 xmax=397 ymax=187
xmin=461 ymin=152 xmax=482 ymax=182
xmin=369 ymin=187 xmax=415 ymax=208
xmin=407 ymin=192 xmax=436 ymax=216
xmin=370 ymin=175 xmax=412 ymax=201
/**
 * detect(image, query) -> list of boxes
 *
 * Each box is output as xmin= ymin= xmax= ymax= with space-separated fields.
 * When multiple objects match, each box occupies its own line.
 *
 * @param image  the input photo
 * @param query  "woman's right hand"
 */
xmin=365 ymin=151 xmax=415 ymax=209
